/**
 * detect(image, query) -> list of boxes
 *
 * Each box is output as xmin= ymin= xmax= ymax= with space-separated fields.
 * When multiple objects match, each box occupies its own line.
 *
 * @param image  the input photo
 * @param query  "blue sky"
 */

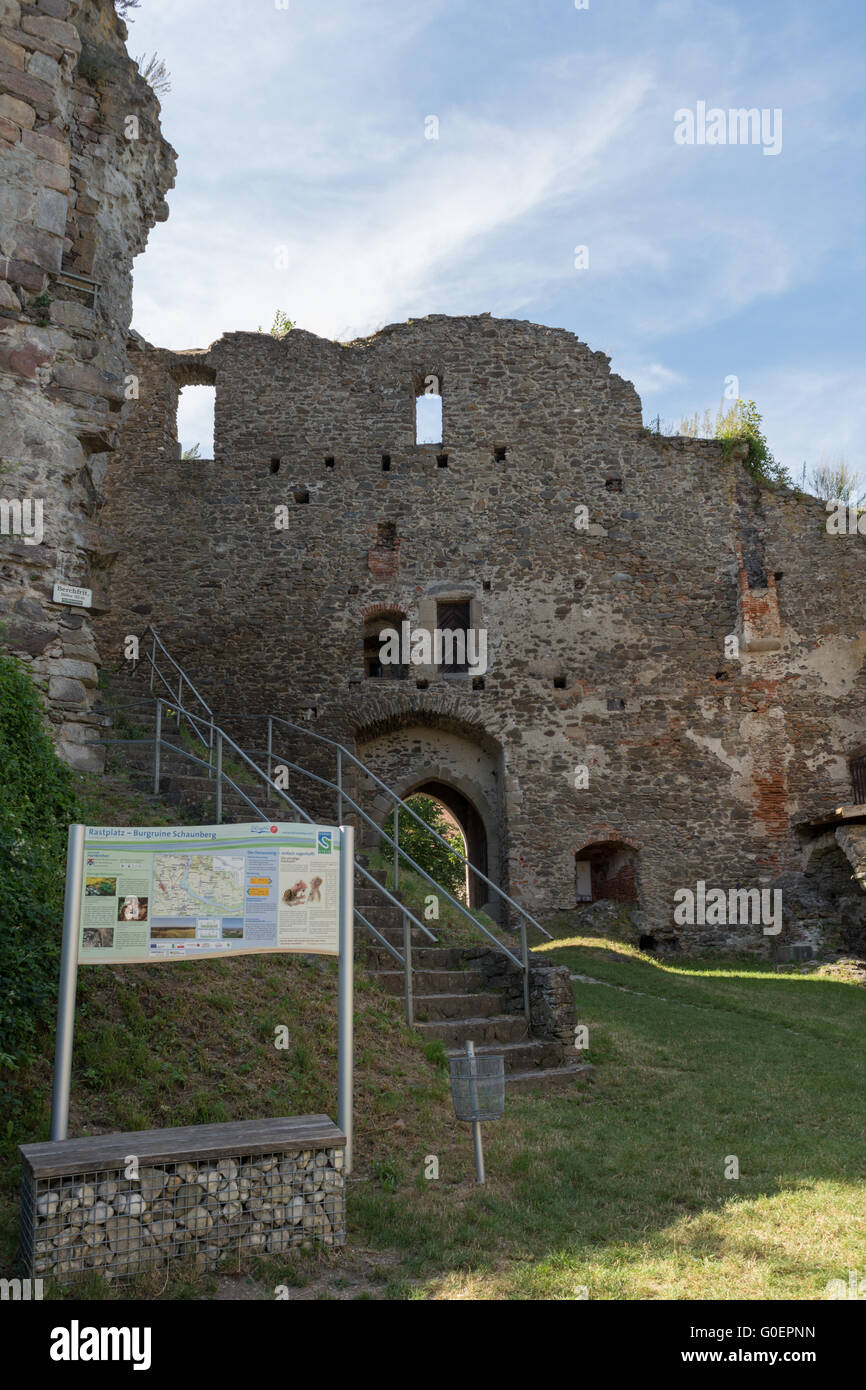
xmin=126 ymin=0 xmax=866 ymax=484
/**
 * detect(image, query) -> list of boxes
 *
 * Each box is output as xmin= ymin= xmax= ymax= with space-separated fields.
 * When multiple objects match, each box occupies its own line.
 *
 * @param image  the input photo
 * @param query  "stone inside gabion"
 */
xmin=28 ymin=1147 xmax=346 ymax=1280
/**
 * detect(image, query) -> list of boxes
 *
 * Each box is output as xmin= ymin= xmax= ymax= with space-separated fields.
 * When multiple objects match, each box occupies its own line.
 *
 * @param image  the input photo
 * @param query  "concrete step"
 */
xmin=371 ymin=969 xmax=485 ymax=996
xmin=413 ymin=991 xmax=503 ymax=1022
xmin=415 ymin=1015 xmax=530 ymax=1046
xmin=445 ymin=1037 xmax=567 ymax=1074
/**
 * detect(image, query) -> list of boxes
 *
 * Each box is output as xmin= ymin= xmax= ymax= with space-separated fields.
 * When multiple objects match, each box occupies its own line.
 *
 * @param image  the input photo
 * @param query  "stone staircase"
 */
xmin=94 ymin=674 xmax=591 ymax=1091
xmin=355 ymin=873 xmax=591 ymax=1090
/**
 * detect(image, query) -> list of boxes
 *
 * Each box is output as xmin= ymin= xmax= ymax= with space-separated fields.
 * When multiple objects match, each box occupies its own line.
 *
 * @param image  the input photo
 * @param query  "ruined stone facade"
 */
xmin=0 ymin=0 xmax=175 ymax=767
xmin=94 ymin=314 xmax=866 ymax=951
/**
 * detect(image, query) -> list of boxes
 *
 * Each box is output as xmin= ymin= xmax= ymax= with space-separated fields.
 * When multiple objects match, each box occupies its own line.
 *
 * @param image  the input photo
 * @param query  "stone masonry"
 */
xmin=0 ymin=0 xmax=175 ymax=767
xmin=94 ymin=313 xmax=866 ymax=951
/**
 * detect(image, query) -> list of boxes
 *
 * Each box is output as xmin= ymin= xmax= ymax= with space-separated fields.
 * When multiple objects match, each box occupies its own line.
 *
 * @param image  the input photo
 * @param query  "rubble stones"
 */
xmin=26 ymin=1146 xmax=346 ymax=1280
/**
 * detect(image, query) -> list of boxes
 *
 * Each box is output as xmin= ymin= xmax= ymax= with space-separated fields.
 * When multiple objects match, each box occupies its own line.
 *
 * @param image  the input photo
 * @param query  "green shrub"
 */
xmin=383 ymin=795 xmax=466 ymax=900
xmin=0 ymin=650 xmax=77 ymax=1070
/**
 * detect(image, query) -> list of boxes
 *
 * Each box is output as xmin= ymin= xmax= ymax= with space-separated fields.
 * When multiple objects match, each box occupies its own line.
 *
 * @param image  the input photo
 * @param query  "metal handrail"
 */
xmin=247 ymin=741 xmax=519 ymax=971
xmin=93 ymin=714 xmax=431 ymax=1007
xmin=114 ymin=630 xmax=541 ymax=1022
xmin=124 ymin=695 xmax=445 ymax=1022
xmin=135 ymin=627 xmax=215 ymax=759
xmin=261 ymin=713 xmax=552 ymax=943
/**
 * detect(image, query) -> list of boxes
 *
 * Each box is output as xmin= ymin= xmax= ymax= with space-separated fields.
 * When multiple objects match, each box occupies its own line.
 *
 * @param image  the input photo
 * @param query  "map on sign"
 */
xmin=152 ymin=852 xmax=245 ymax=919
xmin=77 ymin=824 xmax=342 ymax=964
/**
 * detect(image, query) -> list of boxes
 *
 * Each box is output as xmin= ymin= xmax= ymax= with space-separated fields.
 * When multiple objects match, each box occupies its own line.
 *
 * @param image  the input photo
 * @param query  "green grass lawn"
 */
xmin=4 ymin=926 xmax=864 ymax=1299
xmin=352 ymin=936 xmax=866 ymax=1299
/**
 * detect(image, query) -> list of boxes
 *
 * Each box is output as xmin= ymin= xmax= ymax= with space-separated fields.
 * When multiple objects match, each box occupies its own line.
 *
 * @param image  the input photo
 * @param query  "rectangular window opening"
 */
xmin=437 ymin=599 xmax=471 ymax=674
xmin=415 ymin=386 xmax=443 ymax=445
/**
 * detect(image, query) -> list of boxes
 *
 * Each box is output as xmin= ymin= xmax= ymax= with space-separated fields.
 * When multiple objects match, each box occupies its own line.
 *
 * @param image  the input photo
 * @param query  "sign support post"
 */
xmin=50 ymin=823 xmax=85 ymax=1142
xmin=337 ymin=823 xmax=354 ymax=1174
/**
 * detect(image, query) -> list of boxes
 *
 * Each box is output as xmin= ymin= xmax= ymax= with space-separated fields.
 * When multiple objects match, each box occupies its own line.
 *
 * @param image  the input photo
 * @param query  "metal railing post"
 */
xmin=520 ymin=920 xmax=530 ymax=1023
xmin=215 ymin=731 xmax=223 ymax=824
xmin=338 ymin=825 xmax=355 ymax=1174
xmin=208 ymin=715 xmax=214 ymax=776
xmin=149 ymin=633 xmax=156 ymax=692
xmin=50 ymin=824 xmax=85 ymax=1141
xmin=178 ymin=672 xmax=184 ymax=715
xmin=466 ymin=1040 xmax=485 ymax=1184
xmin=266 ymin=716 xmax=273 ymax=804
xmin=393 ymin=800 xmax=399 ymax=891
xmin=153 ymin=699 xmax=162 ymax=795
xmin=336 ymin=748 xmax=343 ymax=824
xmin=403 ymin=908 xmax=413 ymax=1027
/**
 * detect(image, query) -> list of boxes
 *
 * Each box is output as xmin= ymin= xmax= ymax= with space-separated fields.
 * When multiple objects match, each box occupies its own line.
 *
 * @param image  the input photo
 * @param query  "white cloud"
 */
xmin=749 ymin=365 xmax=866 ymax=479
xmin=617 ymin=361 xmax=684 ymax=397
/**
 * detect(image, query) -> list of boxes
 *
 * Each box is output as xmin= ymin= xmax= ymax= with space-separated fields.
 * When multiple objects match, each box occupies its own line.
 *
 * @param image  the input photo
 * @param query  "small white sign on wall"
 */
xmin=53 ymin=582 xmax=92 ymax=607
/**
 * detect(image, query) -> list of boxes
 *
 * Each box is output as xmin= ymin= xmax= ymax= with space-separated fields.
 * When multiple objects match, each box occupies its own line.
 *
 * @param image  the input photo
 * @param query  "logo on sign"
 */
xmin=317 ymin=832 xmax=332 ymax=854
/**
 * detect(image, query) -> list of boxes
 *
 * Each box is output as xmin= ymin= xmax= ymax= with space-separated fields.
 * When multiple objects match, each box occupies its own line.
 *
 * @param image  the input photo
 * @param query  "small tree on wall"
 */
xmin=383 ymin=795 xmax=467 ymax=900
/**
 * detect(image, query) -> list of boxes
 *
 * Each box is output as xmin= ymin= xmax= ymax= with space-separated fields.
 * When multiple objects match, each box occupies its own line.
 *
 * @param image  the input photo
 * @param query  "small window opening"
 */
xmin=176 ymin=383 xmax=215 ymax=460
xmin=607 ymin=696 xmax=625 ymax=711
xmin=416 ymin=678 xmax=429 ymax=690
xmin=714 ymin=670 xmax=729 ymax=682
xmin=415 ymin=383 xmax=443 ymax=444
xmin=324 ymin=455 xmax=335 ymax=468
xmin=270 ymin=457 xmax=281 ymax=474
xmin=364 ymin=610 xmax=407 ymax=680
xmin=436 ymin=453 xmax=449 ymax=468
xmin=437 ymin=599 xmax=470 ymax=673
xmin=472 ymin=675 xmax=485 ymax=691
xmin=482 ymin=579 xmax=491 ymax=591
xmin=493 ymin=446 xmax=507 ymax=462
xmin=639 ymin=934 xmax=656 ymax=952
xmin=376 ymin=521 xmax=397 ymax=550
xmin=294 ymin=486 xmax=310 ymax=504
xmin=605 ymin=477 xmax=623 ymax=492
xmin=554 ymin=676 xmax=566 ymax=690
xmin=381 ymin=454 xmax=391 ymax=471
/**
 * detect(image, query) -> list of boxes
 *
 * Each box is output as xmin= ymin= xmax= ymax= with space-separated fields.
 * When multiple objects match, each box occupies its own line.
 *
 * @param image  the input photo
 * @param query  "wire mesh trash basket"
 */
xmin=449 ymin=1051 xmax=505 ymax=1123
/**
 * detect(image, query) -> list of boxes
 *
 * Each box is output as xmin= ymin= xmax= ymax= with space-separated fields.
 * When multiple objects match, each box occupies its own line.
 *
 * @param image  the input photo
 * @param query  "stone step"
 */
xmin=365 ymin=946 xmax=468 ymax=971
xmin=353 ymin=903 xmax=407 ymax=929
xmin=504 ymin=1062 xmax=594 ymax=1090
xmin=445 ymin=1037 xmax=567 ymax=1074
xmin=415 ymin=1015 xmax=530 ymax=1046
xmin=371 ymin=969 xmax=485 ymax=996
xmin=412 ymin=991 xmax=503 ymax=1022
xmin=373 ymin=922 xmax=446 ymax=944
xmin=361 ymin=928 xmax=436 ymax=950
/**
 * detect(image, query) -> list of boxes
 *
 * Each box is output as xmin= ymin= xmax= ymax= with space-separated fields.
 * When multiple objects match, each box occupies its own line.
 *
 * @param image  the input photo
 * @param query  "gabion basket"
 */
xmin=449 ymin=1053 xmax=505 ymax=1122
xmin=20 ymin=1148 xmax=346 ymax=1282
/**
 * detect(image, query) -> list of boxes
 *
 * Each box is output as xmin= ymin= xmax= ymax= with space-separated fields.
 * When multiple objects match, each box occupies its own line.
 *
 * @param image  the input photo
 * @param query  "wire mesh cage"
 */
xmin=449 ymin=1053 xmax=505 ymax=1122
xmin=20 ymin=1145 xmax=346 ymax=1283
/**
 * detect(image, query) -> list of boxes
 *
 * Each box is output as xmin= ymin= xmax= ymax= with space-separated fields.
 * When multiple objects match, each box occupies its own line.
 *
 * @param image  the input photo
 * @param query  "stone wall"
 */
xmin=466 ymin=946 xmax=577 ymax=1046
xmin=95 ymin=314 xmax=866 ymax=948
xmin=0 ymin=0 xmax=175 ymax=767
